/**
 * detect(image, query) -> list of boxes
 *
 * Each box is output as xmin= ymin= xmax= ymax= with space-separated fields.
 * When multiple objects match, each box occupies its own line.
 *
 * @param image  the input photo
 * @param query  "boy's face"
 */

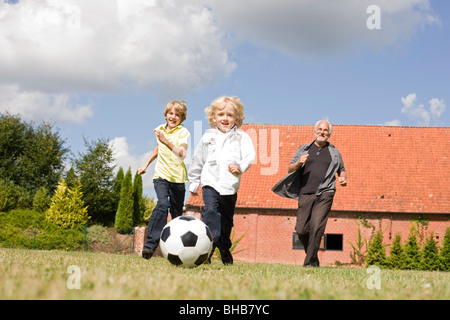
xmin=213 ymin=103 xmax=236 ymax=133
xmin=165 ymin=107 xmax=182 ymax=130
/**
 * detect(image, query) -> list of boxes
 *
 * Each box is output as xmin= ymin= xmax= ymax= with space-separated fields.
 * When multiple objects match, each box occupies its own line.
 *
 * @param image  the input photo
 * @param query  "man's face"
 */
xmin=315 ymin=121 xmax=330 ymax=144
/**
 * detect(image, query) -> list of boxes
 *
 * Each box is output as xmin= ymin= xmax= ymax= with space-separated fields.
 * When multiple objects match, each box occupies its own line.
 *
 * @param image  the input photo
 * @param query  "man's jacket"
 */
xmin=272 ymin=141 xmax=346 ymax=200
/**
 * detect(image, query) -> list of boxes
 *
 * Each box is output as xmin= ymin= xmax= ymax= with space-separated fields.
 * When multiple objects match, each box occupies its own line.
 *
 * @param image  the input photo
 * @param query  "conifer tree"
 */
xmin=132 ymin=171 xmax=144 ymax=226
xmin=143 ymin=195 xmax=157 ymax=223
xmin=366 ymin=228 xmax=388 ymax=267
xmin=65 ymin=167 xmax=78 ymax=189
xmin=404 ymin=230 xmax=422 ymax=270
xmin=112 ymin=167 xmax=124 ymax=216
xmin=46 ymin=179 xmax=89 ymax=229
xmin=75 ymin=137 xmax=116 ymax=225
xmin=115 ymin=167 xmax=134 ymax=234
xmin=114 ymin=167 xmax=124 ymax=197
xmin=420 ymin=233 xmax=441 ymax=271
xmin=389 ymin=233 xmax=406 ymax=270
xmin=440 ymin=227 xmax=450 ymax=271
xmin=33 ymin=186 xmax=51 ymax=213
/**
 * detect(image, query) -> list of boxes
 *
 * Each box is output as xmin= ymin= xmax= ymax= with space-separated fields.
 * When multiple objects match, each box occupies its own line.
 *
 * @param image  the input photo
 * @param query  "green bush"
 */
xmin=389 ymin=233 xmax=406 ymax=270
xmin=33 ymin=186 xmax=51 ymax=213
xmin=404 ymin=230 xmax=422 ymax=270
xmin=420 ymin=233 xmax=441 ymax=271
xmin=441 ymin=227 xmax=450 ymax=271
xmin=46 ymin=180 xmax=89 ymax=229
xmin=0 ymin=179 xmax=32 ymax=212
xmin=366 ymin=228 xmax=388 ymax=267
xmin=0 ymin=209 xmax=84 ymax=250
xmin=115 ymin=168 xmax=134 ymax=234
xmin=86 ymin=225 xmax=113 ymax=246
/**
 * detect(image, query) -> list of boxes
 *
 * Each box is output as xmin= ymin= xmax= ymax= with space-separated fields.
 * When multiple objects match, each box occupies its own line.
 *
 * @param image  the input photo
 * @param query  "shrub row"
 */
xmin=366 ymin=227 xmax=450 ymax=271
xmin=0 ymin=209 xmax=84 ymax=251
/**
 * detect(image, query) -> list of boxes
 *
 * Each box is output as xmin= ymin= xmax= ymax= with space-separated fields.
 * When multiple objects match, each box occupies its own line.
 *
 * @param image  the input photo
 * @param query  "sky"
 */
xmin=0 ymin=0 xmax=449 ymax=197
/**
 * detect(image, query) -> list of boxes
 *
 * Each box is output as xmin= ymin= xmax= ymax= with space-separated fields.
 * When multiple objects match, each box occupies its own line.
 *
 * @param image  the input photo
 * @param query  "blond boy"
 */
xmin=189 ymin=96 xmax=255 ymax=264
xmin=139 ymin=100 xmax=190 ymax=260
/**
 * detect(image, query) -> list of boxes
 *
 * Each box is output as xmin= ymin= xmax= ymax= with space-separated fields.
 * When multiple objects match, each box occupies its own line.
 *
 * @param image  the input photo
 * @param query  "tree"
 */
xmin=33 ymin=186 xmax=51 ymax=213
xmin=74 ymin=137 xmax=117 ymax=225
xmin=440 ymin=227 xmax=450 ymax=271
xmin=389 ymin=233 xmax=406 ymax=270
xmin=143 ymin=195 xmax=156 ymax=223
xmin=115 ymin=168 xmax=134 ymax=234
xmin=420 ymin=233 xmax=441 ymax=271
xmin=112 ymin=167 xmax=124 ymax=217
xmin=349 ymin=218 xmax=370 ymax=266
xmin=0 ymin=113 xmax=68 ymax=194
xmin=0 ymin=179 xmax=32 ymax=211
xmin=404 ymin=230 xmax=422 ymax=270
xmin=65 ymin=167 xmax=78 ymax=189
xmin=366 ymin=228 xmax=388 ymax=267
xmin=133 ymin=171 xmax=144 ymax=226
xmin=46 ymin=179 xmax=89 ymax=229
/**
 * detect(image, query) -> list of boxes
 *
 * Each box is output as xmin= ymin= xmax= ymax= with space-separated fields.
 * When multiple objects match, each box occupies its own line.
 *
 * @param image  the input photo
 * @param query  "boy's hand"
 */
xmin=190 ymin=191 xmax=198 ymax=197
xmin=228 ymin=164 xmax=242 ymax=176
xmin=137 ymin=166 xmax=146 ymax=175
xmin=154 ymin=129 xmax=169 ymax=145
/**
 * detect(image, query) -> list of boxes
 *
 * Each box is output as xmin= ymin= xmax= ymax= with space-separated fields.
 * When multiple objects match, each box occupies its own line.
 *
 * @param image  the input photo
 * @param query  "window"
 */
xmin=324 ymin=234 xmax=343 ymax=251
xmin=292 ymin=233 xmax=343 ymax=251
xmin=292 ymin=233 xmax=303 ymax=250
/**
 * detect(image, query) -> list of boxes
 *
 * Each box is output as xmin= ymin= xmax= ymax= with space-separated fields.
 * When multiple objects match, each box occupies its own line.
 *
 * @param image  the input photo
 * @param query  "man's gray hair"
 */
xmin=314 ymin=119 xmax=332 ymax=135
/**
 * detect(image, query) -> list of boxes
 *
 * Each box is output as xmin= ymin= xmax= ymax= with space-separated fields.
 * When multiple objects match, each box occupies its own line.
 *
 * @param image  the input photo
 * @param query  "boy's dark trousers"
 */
xmin=144 ymin=178 xmax=185 ymax=250
xmin=201 ymin=186 xmax=237 ymax=251
xmin=295 ymin=192 xmax=334 ymax=267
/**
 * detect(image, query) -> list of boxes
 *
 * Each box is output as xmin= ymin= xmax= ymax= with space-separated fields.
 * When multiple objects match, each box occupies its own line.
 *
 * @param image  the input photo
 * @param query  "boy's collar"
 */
xmin=216 ymin=125 xmax=237 ymax=135
xmin=159 ymin=123 xmax=183 ymax=133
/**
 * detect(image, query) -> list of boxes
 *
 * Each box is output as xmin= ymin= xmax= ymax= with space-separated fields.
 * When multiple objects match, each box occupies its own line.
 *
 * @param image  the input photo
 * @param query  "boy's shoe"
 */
xmin=220 ymin=249 xmax=233 ymax=265
xmin=142 ymin=247 xmax=154 ymax=260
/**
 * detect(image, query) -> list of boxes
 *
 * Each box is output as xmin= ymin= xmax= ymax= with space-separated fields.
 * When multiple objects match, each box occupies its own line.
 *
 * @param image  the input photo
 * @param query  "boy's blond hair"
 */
xmin=164 ymin=100 xmax=187 ymax=123
xmin=205 ymin=96 xmax=245 ymax=128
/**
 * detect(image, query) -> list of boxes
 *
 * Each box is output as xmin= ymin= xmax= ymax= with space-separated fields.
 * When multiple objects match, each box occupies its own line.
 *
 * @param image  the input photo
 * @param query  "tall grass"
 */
xmin=1 ymin=248 xmax=448 ymax=300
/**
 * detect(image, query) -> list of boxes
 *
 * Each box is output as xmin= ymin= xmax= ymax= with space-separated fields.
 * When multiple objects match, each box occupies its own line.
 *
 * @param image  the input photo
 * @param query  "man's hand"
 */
xmin=339 ymin=175 xmax=347 ymax=186
xmin=289 ymin=154 xmax=309 ymax=173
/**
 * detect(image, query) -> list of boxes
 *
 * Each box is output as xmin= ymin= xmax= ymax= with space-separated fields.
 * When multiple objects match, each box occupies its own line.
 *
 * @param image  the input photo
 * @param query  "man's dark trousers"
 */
xmin=295 ymin=192 xmax=334 ymax=267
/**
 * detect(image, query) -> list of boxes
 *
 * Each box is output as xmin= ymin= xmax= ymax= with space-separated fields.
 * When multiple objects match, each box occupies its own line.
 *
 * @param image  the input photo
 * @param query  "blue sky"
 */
xmin=0 ymin=0 xmax=449 ymax=197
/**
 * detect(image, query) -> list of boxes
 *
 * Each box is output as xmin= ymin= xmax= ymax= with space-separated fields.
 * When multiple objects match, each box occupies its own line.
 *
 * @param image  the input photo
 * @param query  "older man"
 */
xmin=272 ymin=120 xmax=347 ymax=267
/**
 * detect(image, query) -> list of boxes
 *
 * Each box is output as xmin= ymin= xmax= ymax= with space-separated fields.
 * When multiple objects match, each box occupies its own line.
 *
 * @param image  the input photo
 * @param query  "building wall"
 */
xmin=185 ymin=206 xmax=449 ymax=266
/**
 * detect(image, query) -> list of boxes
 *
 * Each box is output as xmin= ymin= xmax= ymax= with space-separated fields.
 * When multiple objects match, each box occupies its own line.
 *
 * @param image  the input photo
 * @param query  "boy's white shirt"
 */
xmin=188 ymin=126 xmax=255 ymax=195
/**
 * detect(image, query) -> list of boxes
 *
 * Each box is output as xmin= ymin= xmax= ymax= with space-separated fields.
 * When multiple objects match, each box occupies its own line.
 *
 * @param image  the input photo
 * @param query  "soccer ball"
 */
xmin=160 ymin=216 xmax=213 ymax=267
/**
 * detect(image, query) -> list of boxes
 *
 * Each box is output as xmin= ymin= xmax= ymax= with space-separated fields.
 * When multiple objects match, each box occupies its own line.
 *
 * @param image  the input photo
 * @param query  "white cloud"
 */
xmin=0 ymin=84 xmax=93 ymax=124
xmin=109 ymin=136 xmax=156 ymax=195
xmin=429 ymin=98 xmax=446 ymax=118
xmin=208 ymin=0 xmax=439 ymax=58
xmin=384 ymin=119 xmax=402 ymax=126
xmin=401 ymin=93 xmax=446 ymax=126
xmin=0 ymin=0 xmax=235 ymax=96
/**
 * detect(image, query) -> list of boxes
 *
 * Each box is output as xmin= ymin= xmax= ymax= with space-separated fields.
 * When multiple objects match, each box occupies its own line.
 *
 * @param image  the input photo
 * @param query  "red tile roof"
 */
xmin=186 ymin=124 xmax=450 ymax=214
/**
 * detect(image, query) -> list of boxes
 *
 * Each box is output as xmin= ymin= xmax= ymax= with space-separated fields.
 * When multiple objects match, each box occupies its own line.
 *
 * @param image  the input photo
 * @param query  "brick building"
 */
xmin=184 ymin=124 xmax=450 ymax=266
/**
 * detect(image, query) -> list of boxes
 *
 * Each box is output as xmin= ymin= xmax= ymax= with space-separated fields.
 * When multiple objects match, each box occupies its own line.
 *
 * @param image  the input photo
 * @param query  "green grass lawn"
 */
xmin=1 ymin=248 xmax=449 ymax=300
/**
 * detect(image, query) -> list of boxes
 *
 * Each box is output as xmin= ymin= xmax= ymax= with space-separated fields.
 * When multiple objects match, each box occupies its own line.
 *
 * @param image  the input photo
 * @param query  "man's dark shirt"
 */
xmin=300 ymin=143 xmax=331 ymax=194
